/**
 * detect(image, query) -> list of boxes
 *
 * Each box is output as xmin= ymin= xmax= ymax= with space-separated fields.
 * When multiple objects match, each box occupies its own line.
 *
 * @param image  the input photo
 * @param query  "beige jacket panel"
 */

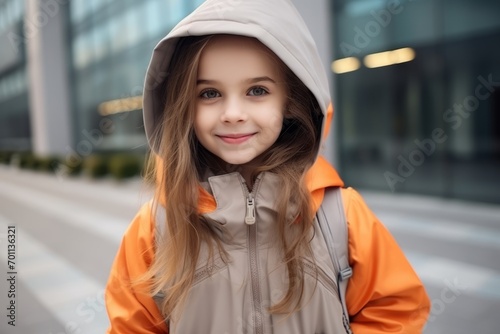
xmin=168 ymin=172 xmax=347 ymax=334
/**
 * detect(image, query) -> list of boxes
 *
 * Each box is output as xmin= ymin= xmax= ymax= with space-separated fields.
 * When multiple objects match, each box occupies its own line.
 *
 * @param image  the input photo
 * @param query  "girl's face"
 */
xmin=194 ymin=35 xmax=287 ymax=168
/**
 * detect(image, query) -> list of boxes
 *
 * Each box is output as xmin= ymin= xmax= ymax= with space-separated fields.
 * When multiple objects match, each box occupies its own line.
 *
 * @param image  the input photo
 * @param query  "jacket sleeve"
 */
xmin=342 ymin=188 xmax=431 ymax=334
xmin=105 ymin=202 xmax=168 ymax=333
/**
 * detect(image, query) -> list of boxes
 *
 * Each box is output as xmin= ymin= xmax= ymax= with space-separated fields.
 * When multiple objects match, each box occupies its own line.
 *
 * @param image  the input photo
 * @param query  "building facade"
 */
xmin=0 ymin=0 xmax=29 ymax=151
xmin=0 ymin=0 xmax=498 ymax=203
xmin=331 ymin=0 xmax=500 ymax=203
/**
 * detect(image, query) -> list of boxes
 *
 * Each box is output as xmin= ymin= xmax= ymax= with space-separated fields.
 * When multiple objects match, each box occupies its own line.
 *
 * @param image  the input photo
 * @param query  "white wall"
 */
xmin=25 ymin=0 xmax=72 ymax=155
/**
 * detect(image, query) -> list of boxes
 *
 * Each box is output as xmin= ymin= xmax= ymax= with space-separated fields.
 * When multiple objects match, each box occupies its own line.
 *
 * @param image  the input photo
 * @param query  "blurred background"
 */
xmin=0 ymin=0 xmax=499 ymax=202
xmin=332 ymin=0 xmax=500 ymax=204
xmin=0 ymin=0 xmax=499 ymax=333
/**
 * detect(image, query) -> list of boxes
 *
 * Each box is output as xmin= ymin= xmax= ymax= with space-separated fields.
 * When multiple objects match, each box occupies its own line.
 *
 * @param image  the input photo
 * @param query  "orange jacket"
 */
xmin=105 ymin=151 xmax=430 ymax=333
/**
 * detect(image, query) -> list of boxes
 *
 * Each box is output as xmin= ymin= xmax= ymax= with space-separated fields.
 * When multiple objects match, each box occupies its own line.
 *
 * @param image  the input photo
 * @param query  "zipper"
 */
xmin=239 ymin=174 xmax=265 ymax=334
xmin=245 ymin=194 xmax=256 ymax=225
xmin=249 ymin=221 xmax=264 ymax=334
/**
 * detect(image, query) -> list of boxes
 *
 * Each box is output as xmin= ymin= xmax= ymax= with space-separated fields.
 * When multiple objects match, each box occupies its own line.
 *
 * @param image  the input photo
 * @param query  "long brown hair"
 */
xmin=142 ymin=35 xmax=323 ymax=321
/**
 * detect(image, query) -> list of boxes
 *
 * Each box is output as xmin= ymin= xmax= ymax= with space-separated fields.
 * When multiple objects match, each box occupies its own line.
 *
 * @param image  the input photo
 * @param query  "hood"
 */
xmin=142 ymin=0 xmax=331 ymax=155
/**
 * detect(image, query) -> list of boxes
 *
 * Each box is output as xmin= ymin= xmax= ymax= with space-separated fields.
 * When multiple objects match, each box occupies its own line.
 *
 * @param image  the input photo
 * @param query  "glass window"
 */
xmin=5 ymin=0 xmax=12 ymax=27
xmin=109 ymin=14 xmax=127 ymax=53
xmin=0 ymin=8 xmax=6 ymax=32
xmin=124 ymin=6 xmax=141 ymax=48
xmin=12 ymin=72 xmax=19 ymax=96
xmin=71 ymin=0 xmax=87 ymax=24
xmin=443 ymin=0 xmax=500 ymax=39
xmin=73 ymin=34 xmax=85 ymax=68
xmin=0 ymin=79 xmax=6 ymax=101
xmin=104 ymin=18 xmax=116 ymax=54
xmin=9 ymin=0 xmax=16 ymax=24
xmin=12 ymin=70 xmax=21 ymax=95
xmin=74 ymin=31 xmax=95 ymax=68
xmin=107 ymin=17 xmax=118 ymax=53
xmin=94 ymin=23 xmax=109 ymax=62
xmin=143 ymin=0 xmax=164 ymax=38
xmin=135 ymin=3 xmax=149 ymax=41
xmin=333 ymin=0 xmax=500 ymax=203
xmin=167 ymin=0 xmax=186 ymax=30
xmin=4 ymin=75 xmax=12 ymax=98
xmin=89 ymin=0 xmax=106 ymax=14
xmin=107 ymin=7 xmax=142 ymax=53
xmin=193 ymin=0 xmax=206 ymax=8
xmin=19 ymin=67 xmax=26 ymax=92
xmin=12 ymin=0 xmax=22 ymax=22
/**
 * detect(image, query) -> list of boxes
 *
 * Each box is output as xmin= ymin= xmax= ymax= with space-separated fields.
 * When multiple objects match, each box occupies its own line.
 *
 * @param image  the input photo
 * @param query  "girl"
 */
xmin=105 ymin=0 xmax=430 ymax=333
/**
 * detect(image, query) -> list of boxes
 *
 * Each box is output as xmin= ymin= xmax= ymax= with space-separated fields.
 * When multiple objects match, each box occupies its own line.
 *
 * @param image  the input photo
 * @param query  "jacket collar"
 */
xmin=201 ymin=172 xmax=293 ymax=246
xmin=197 ymin=155 xmax=344 ymax=216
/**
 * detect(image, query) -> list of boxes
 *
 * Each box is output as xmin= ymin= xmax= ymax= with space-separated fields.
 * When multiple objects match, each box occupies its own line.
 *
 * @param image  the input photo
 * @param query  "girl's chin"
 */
xmin=222 ymin=154 xmax=264 ymax=169
xmin=219 ymin=154 xmax=257 ymax=167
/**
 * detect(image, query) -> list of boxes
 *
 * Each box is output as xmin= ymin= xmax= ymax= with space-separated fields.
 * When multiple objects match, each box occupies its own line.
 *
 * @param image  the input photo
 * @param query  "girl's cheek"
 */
xmin=270 ymin=114 xmax=283 ymax=130
xmin=194 ymin=107 xmax=209 ymax=125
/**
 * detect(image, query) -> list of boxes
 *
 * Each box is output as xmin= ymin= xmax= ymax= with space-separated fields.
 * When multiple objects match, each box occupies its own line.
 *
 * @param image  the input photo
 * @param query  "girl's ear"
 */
xmin=283 ymin=117 xmax=293 ymax=128
xmin=282 ymin=105 xmax=293 ymax=127
xmin=282 ymin=100 xmax=295 ymax=124
xmin=283 ymin=102 xmax=292 ymax=117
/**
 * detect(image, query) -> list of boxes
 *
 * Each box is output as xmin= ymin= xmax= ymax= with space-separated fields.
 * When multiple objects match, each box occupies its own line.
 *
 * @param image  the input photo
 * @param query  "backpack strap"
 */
xmin=153 ymin=207 xmax=167 ymax=313
xmin=317 ymin=187 xmax=353 ymax=332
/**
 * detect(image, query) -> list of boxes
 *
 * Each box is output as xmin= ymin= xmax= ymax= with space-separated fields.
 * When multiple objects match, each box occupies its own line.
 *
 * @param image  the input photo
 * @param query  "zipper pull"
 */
xmin=245 ymin=195 xmax=256 ymax=225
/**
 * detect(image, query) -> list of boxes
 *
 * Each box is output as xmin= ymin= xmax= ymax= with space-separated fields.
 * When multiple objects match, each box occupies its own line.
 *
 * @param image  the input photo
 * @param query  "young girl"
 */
xmin=105 ymin=0 xmax=431 ymax=333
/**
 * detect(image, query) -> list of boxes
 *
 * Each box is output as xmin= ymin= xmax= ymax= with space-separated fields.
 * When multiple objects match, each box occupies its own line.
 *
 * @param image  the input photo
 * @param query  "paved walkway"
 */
xmin=0 ymin=166 xmax=151 ymax=333
xmin=0 ymin=165 xmax=499 ymax=333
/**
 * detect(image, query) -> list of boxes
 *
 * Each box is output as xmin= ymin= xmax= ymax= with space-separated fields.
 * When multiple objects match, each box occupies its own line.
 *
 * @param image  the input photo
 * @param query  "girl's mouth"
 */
xmin=217 ymin=133 xmax=255 ymax=144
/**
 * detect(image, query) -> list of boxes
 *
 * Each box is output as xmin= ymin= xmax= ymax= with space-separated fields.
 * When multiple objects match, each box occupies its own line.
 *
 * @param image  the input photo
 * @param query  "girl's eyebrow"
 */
xmin=197 ymin=76 xmax=277 ymax=85
xmin=197 ymin=79 xmax=217 ymax=85
xmin=247 ymin=76 xmax=276 ymax=84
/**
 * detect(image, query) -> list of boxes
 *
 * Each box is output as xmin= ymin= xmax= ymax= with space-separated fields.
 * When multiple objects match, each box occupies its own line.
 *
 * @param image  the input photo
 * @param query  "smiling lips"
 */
xmin=217 ymin=133 xmax=255 ymax=144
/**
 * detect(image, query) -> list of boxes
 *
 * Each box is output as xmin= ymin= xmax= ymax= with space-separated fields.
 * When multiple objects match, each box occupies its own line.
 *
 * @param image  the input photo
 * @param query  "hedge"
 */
xmin=0 ymin=150 xmax=148 ymax=180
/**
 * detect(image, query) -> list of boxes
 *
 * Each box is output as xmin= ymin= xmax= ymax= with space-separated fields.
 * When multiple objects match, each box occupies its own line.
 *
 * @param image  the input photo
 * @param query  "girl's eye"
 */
xmin=200 ymin=89 xmax=221 ymax=99
xmin=248 ymin=86 xmax=269 ymax=97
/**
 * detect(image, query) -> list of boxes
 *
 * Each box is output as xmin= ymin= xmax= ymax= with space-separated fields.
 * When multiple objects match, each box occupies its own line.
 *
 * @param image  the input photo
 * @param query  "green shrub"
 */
xmin=17 ymin=153 xmax=28 ymax=168
xmin=8 ymin=153 xmax=22 ymax=167
xmin=53 ymin=158 xmax=80 ymax=176
xmin=65 ymin=160 xmax=83 ymax=176
xmin=0 ymin=151 xmax=13 ymax=164
xmin=38 ymin=156 xmax=60 ymax=173
xmin=18 ymin=152 xmax=38 ymax=169
xmin=18 ymin=154 xmax=56 ymax=171
xmin=83 ymin=154 xmax=109 ymax=178
xmin=108 ymin=154 xmax=141 ymax=180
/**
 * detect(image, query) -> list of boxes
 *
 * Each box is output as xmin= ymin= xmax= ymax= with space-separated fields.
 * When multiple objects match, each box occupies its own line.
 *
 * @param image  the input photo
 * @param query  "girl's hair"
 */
xmin=142 ymin=35 xmax=323 ymax=320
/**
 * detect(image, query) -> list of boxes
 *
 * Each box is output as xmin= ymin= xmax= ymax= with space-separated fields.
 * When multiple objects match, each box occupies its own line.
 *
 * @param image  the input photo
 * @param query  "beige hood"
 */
xmin=142 ymin=0 xmax=331 ymax=153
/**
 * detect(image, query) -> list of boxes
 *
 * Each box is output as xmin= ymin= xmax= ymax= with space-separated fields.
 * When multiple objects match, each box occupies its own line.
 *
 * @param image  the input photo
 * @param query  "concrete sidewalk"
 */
xmin=0 ymin=166 xmax=150 ymax=333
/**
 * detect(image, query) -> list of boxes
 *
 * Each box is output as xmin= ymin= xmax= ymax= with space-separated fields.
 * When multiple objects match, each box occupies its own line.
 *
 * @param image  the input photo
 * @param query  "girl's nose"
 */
xmin=220 ymin=98 xmax=248 ymax=123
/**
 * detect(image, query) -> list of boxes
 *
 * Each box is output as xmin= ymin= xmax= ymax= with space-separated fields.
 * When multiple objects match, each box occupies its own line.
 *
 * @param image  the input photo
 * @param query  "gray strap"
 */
xmin=153 ymin=207 xmax=167 ymax=313
xmin=317 ymin=187 xmax=352 ymax=332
